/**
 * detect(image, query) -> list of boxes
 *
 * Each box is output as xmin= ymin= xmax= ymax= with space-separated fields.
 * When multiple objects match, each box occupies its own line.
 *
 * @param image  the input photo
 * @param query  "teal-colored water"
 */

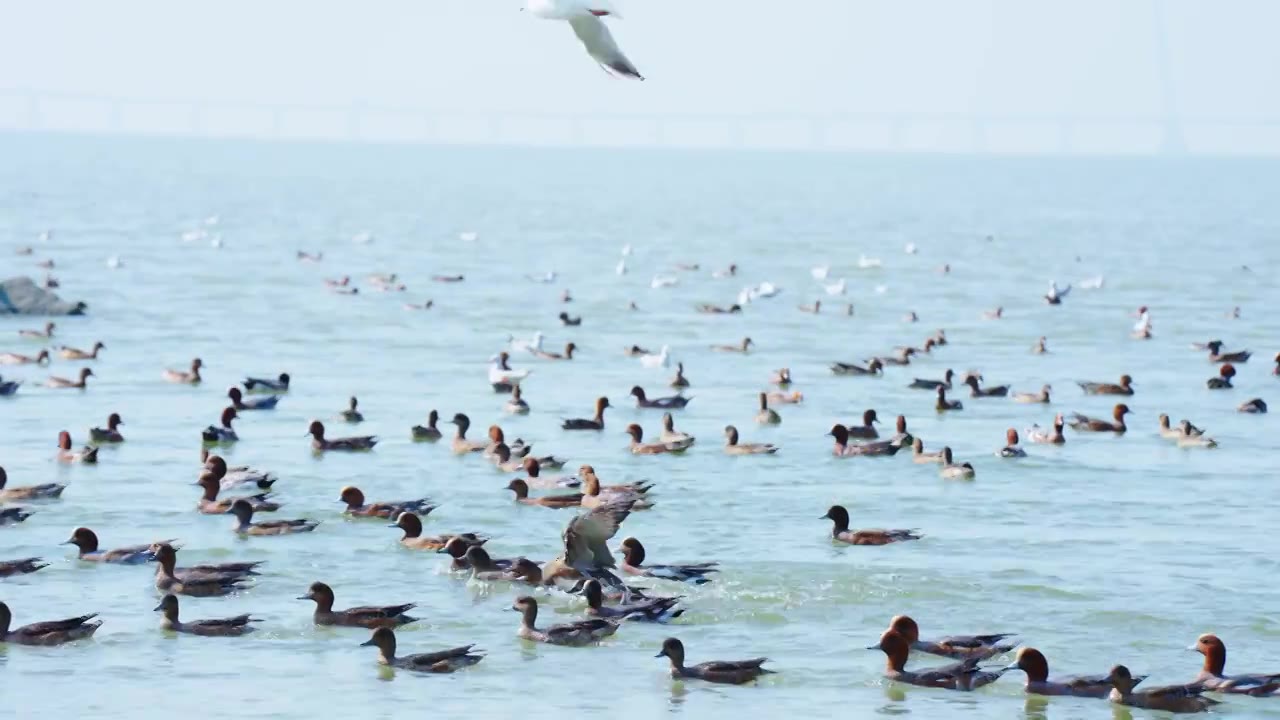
xmin=2 ymin=135 xmax=1279 ymax=719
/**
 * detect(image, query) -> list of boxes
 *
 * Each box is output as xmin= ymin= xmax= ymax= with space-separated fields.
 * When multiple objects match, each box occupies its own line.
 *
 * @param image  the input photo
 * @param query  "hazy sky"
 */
xmin=2 ymin=0 xmax=1278 ymax=153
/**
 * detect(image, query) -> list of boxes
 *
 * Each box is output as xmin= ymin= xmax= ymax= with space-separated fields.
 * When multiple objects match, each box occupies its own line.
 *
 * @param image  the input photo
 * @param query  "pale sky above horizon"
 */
xmin=1 ymin=0 xmax=1278 ymax=153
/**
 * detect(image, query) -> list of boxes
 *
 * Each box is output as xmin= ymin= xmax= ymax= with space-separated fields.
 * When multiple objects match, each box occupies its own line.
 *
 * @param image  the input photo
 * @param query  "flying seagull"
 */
xmin=524 ymin=0 xmax=644 ymax=80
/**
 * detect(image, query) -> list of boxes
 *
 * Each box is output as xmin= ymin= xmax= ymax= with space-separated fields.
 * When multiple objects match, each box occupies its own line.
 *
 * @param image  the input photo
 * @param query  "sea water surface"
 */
xmin=1 ymin=135 xmax=1278 ymax=719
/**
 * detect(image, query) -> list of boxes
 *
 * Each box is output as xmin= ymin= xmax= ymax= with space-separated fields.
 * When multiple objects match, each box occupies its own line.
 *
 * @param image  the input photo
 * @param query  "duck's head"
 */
xmin=298 ymin=581 xmax=334 ymax=606
xmin=153 ymin=593 xmax=180 ymax=620
xmin=742 ymin=337 xmax=753 ymax=349
xmin=1114 ymin=404 xmax=1132 ymax=420
xmin=220 ymin=406 xmax=238 ymax=427
xmin=624 ymin=423 xmax=644 ymax=443
xmin=655 ymin=637 xmax=687 ymax=665
xmin=827 ymin=424 xmax=850 ymax=445
xmin=862 ymin=409 xmax=879 ymax=426
xmin=63 ymin=526 xmax=99 ymax=552
xmin=511 ymin=595 xmax=539 ymax=623
xmin=149 ymin=542 xmax=178 ymax=568
xmin=391 ymin=511 xmax=423 ymax=538
xmin=1219 ymin=363 xmax=1237 ymax=379
xmin=1003 ymin=647 xmax=1049 ymax=682
xmin=1119 ymin=374 xmax=1134 ymax=388
xmin=57 ymin=430 xmax=72 ymax=450
xmin=1107 ymin=665 xmax=1140 ymax=694
xmin=522 ymin=456 xmax=541 ymax=476
xmin=191 ymin=357 xmax=204 ymax=371
xmin=467 ymin=545 xmax=501 ymax=571
xmin=338 ymin=486 xmax=365 ymax=508
xmin=427 ymin=409 xmax=439 ymax=427
xmin=595 ymin=396 xmax=611 ymax=412
xmin=723 ymin=425 xmax=740 ymax=444
xmin=941 ymin=446 xmax=955 ymax=464
xmin=79 ymin=367 xmax=94 ymax=380
xmin=1006 ymin=428 xmax=1019 ymax=445
xmin=449 ymin=413 xmax=471 ymax=430
xmin=36 ymin=349 xmax=50 ymax=362
xmin=661 ymin=412 xmax=676 ymax=431
xmin=886 ymin=615 xmax=920 ymax=643
xmin=488 ymin=425 xmax=505 ymax=443
xmin=508 ymin=558 xmax=542 ymax=583
xmin=278 ymin=373 xmax=291 ymax=385
xmin=964 ymin=375 xmax=981 ymax=389
xmin=868 ymin=629 xmax=911 ymax=670
xmin=227 ymin=386 xmax=244 ymax=404
xmin=505 ymin=478 xmax=530 ymax=499
xmin=618 ymin=537 xmax=645 ymax=565
xmin=629 ymin=386 xmax=646 ymax=401
xmin=360 ymin=626 xmax=397 ymax=656
xmin=492 ymin=442 xmax=512 ymax=463
xmin=306 ymin=420 xmax=326 ymax=440
xmin=868 ymin=358 xmax=884 ymax=374
xmin=347 ymin=396 xmax=359 ymax=410
xmin=822 ymin=504 xmax=850 ymax=530
xmin=226 ymin=499 xmax=255 ymax=524
xmin=579 ymin=579 xmax=605 ymax=608
xmin=1158 ymin=413 xmax=1171 ymax=429
xmin=1189 ymin=634 xmax=1226 ymax=674
xmin=437 ymin=536 xmax=471 ymax=559
xmin=895 ymin=415 xmax=908 ymax=434
xmin=911 ymin=437 xmax=924 ymax=452
xmin=564 ymin=342 xmax=577 ymax=358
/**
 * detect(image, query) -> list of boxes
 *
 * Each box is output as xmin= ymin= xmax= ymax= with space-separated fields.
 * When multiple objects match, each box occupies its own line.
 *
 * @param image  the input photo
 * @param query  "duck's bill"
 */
xmin=864 ymin=644 xmax=881 ymax=650
xmin=1002 ymin=662 xmax=1020 ymax=671
xmin=152 ymin=603 xmax=164 ymax=612
xmin=359 ymin=638 xmax=377 ymax=647
xmin=654 ymin=651 xmax=667 ymax=658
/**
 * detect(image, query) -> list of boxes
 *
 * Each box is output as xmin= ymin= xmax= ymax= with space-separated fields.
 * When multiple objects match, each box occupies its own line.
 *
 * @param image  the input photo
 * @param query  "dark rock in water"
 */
xmin=0 ymin=277 xmax=86 ymax=316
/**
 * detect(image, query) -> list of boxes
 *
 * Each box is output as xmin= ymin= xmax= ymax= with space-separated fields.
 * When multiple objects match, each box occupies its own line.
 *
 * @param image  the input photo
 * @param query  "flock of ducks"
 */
xmin=1 ymin=238 xmax=1276 ymax=713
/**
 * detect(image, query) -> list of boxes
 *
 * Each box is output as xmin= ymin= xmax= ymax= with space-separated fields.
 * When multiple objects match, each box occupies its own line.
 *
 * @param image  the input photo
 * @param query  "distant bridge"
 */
xmin=3 ymin=87 xmax=1280 ymax=154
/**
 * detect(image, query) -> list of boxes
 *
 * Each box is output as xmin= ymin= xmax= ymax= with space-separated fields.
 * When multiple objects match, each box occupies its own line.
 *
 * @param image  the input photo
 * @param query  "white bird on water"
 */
xmin=523 ymin=0 xmax=644 ymax=80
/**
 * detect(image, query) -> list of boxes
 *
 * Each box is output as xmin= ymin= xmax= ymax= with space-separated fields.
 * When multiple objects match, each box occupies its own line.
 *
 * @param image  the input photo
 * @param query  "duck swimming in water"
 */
xmin=831 ymin=358 xmax=883 ymax=376
xmin=411 ymin=410 xmax=443 ymax=440
xmin=360 ymin=627 xmax=483 ymax=673
xmin=0 ymin=349 xmax=49 ymax=365
xmin=1003 ymin=647 xmax=1142 ymax=698
xmin=1012 ymin=384 xmax=1051 ymax=404
xmin=511 ymin=596 xmax=619 ymax=646
xmin=939 ymin=448 xmax=975 ymax=479
xmin=964 ymin=375 xmax=1009 ymax=397
xmin=227 ymin=386 xmax=278 ymax=410
xmin=655 ymin=637 xmax=773 ymax=685
xmin=307 ymin=420 xmax=376 ymax=451
xmin=1068 ymin=404 xmax=1131 ymax=433
xmin=1205 ymin=341 xmax=1251 ymax=364
xmin=562 ymin=397 xmax=610 ymax=431
xmin=1186 ymin=634 xmax=1280 ymax=695
xmin=935 ymin=386 xmax=963 ymax=412
xmin=910 ymin=369 xmax=954 ymax=391
xmin=201 ymin=407 xmax=239 ymax=444
xmin=1239 ymin=398 xmax=1268 ymax=414
xmin=821 ymin=505 xmax=921 ymax=546
xmin=56 ymin=431 xmax=98 ymax=464
xmin=1078 ymin=375 xmax=1134 ymax=396
xmin=1026 ymin=415 xmax=1066 ymax=444
xmin=755 ymin=392 xmax=781 ymax=425
xmin=339 ymin=396 xmax=364 ymax=422
xmin=669 ymin=362 xmax=690 ymax=388
xmin=243 ymin=373 xmax=290 ymax=392
xmin=1107 ymin=665 xmax=1219 ymax=713
xmin=629 ymin=386 xmax=691 ymax=409
xmin=44 ymin=367 xmax=93 ymax=389
xmin=1206 ymin=363 xmax=1235 ymax=389
xmin=868 ymin=630 xmax=1005 ymax=690
xmin=997 ymin=429 xmax=1026 ymax=458
xmin=163 ymin=358 xmax=203 ymax=384
xmin=722 ymin=425 xmax=778 ymax=454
